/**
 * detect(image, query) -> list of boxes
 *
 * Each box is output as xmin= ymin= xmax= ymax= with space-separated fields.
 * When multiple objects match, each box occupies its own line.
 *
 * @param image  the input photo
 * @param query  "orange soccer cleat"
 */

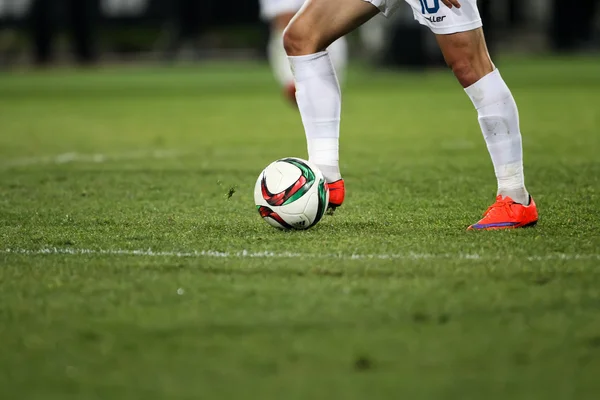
xmin=468 ymin=195 xmax=538 ymax=231
xmin=327 ymin=179 xmax=345 ymax=209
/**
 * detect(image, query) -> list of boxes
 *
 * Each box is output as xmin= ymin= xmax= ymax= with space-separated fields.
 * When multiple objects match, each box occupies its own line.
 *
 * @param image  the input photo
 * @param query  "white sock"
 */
xmin=269 ymin=31 xmax=348 ymax=87
xmin=289 ymin=51 xmax=342 ymax=183
xmin=465 ymin=69 xmax=530 ymax=205
xmin=268 ymin=30 xmax=294 ymax=87
xmin=327 ymin=37 xmax=348 ymax=85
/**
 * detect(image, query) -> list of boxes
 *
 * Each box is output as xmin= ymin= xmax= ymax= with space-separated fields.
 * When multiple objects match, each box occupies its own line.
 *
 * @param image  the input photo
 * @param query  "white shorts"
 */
xmin=365 ymin=0 xmax=482 ymax=34
xmin=259 ymin=0 xmax=305 ymax=21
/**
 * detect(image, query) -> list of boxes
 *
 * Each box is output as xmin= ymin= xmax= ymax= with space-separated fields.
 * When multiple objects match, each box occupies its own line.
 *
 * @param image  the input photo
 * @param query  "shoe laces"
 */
xmin=483 ymin=196 xmax=515 ymax=220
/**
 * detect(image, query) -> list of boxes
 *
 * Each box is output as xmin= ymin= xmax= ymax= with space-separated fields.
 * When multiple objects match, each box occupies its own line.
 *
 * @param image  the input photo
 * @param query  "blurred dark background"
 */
xmin=0 ymin=0 xmax=598 ymax=68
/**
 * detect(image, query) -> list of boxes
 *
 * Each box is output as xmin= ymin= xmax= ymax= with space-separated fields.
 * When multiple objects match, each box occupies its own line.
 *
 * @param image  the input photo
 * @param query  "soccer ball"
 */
xmin=254 ymin=158 xmax=329 ymax=230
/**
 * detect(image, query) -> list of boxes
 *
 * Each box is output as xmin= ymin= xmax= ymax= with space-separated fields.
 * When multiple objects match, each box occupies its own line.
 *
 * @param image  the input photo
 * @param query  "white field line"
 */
xmin=0 ymin=150 xmax=185 ymax=168
xmin=1 ymin=248 xmax=599 ymax=262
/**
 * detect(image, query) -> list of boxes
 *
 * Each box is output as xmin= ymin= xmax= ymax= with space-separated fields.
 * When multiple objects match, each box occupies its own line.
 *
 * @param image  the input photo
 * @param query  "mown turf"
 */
xmin=0 ymin=57 xmax=599 ymax=399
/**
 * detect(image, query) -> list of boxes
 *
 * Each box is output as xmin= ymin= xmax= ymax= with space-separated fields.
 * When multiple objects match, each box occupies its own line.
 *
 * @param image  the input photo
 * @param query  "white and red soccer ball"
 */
xmin=254 ymin=158 xmax=329 ymax=230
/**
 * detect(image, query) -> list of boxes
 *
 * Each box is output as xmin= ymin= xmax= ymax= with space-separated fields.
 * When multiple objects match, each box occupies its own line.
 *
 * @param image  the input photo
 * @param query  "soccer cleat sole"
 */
xmin=468 ymin=219 xmax=538 ymax=231
xmin=522 ymin=220 xmax=538 ymax=228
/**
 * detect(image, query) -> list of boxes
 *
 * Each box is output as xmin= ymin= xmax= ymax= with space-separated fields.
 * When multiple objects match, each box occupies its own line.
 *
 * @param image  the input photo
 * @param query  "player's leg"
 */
xmin=435 ymin=28 xmax=493 ymax=88
xmin=406 ymin=0 xmax=536 ymax=229
xmin=260 ymin=0 xmax=349 ymax=104
xmin=437 ymin=29 xmax=537 ymax=229
xmin=268 ymin=11 xmax=300 ymax=102
xmin=283 ymin=0 xmax=380 ymax=208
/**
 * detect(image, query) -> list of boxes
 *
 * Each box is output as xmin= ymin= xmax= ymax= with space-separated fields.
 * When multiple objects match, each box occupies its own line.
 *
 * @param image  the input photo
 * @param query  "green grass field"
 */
xmin=0 ymin=57 xmax=599 ymax=399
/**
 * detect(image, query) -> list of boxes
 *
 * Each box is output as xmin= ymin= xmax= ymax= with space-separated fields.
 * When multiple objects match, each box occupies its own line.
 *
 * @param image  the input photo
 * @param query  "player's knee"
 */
xmin=449 ymin=58 xmax=480 ymax=88
xmin=283 ymin=22 xmax=320 ymax=56
xmin=440 ymin=32 xmax=494 ymax=87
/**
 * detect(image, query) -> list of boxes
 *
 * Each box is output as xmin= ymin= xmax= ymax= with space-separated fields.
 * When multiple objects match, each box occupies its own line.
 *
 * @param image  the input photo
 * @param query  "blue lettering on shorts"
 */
xmin=419 ymin=0 xmax=440 ymax=14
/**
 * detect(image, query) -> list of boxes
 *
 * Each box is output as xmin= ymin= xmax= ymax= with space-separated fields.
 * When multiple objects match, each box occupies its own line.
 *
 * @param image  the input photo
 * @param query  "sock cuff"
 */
xmin=288 ymin=51 xmax=335 ymax=82
xmin=465 ymin=69 xmax=512 ymax=110
xmin=288 ymin=51 xmax=328 ymax=62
